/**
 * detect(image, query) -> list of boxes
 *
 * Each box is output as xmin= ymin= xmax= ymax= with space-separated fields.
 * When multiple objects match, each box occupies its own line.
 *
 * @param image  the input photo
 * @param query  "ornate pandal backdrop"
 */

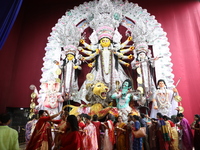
xmin=24 ymin=0 xmax=183 ymax=119
xmin=41 ymin=0 xmax=174 ymax=92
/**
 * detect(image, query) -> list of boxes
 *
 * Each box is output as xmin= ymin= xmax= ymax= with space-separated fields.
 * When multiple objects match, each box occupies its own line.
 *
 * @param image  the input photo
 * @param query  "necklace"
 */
xmin=156 ymin=89 xmax=169 ymax=105
xmin=101 ymin=49 xmax=112 ymax=75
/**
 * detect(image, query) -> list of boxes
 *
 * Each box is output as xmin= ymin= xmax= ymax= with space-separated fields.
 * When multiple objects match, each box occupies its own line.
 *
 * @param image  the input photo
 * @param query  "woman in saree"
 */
xmin=176 ymin=113 xmax=193 ymax=150
xmin=156 ymin=113 xmax=171 ymax=150
xmin=132 ymin=115 xmax=142 ymax=150
xmin=101 ymin=113 xmax=115 ymax=150
xmin=191 ymin=114 xmax=200 ymax=150
xmin=59 ymin=115 xmax=83 ymax=150
xmin=115 ymin=115 xmax=126 ymax=150
xmin=26 ymin=110 xmax=62 ymax=150
xmin=53 ymin=111 xmax=68 ymax=150
xmin=92 ymin=114 xmax=102 ymax=150
xmin=163 ymin=115 xmax=179 ymax=150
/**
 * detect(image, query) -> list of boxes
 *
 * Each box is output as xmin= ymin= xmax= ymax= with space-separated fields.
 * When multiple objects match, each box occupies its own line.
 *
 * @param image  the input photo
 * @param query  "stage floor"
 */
xmin=19 ymin=142 xmax=26 ymax=150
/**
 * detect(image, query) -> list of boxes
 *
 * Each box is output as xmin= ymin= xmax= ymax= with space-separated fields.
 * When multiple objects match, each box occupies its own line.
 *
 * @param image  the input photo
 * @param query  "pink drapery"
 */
xmin=0 ymin=0 xmax=199 ymax=123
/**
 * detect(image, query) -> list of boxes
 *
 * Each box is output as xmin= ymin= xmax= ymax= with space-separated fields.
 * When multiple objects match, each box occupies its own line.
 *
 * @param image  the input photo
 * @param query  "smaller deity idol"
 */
xmin=150 ymin=79 xmax=179 ymax=118
xmin=131 ymin=42 xmax=159 ymax=106
xmin=31 ymin=80 xmax=64 ymax=119
xmin=111 ymin=79 xmax=133 ymax=122
xmin=54 ymin=45 xmax=82 ymax=100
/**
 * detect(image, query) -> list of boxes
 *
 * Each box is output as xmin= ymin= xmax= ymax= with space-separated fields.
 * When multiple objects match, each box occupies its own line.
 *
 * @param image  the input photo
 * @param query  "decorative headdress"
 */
xmin=127 ymin=19 xmax=152 ymax=58
xmin=96 ymin=26 xmax=115 ymax=40
xmin=58 ymin=20 xmax=81 ymax=58
xmin=87 ymin=0 xmax=123 ymax=43
xmin=63 ymin=45 xmax=77 ymax=55
xmin=135 ymin=42 xmax=149 ymax=53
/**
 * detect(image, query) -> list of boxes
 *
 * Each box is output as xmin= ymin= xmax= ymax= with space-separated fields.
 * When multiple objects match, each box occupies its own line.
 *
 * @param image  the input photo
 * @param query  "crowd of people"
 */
xmin=23 ymin=109 xmax=199 ymax=150
xmin=0 ymin=110 xmax=200 ymax=150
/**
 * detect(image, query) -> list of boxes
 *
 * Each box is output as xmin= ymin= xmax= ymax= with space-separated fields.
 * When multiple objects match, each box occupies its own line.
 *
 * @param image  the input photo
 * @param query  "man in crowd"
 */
xmin=0 ymin=113 xmax=19 ymax=150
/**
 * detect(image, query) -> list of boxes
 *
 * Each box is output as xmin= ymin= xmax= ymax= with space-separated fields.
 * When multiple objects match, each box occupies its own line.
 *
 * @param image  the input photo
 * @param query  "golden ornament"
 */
xmin=55 ymin=78 xmax=61 ymax=83
xmin=115 ymin=80 xmax=120 ymax=91
xmin=30 ymin=102 xmax=36 ymax=109
xmin=30 ymin=109 xmax=34 ymax=113
xmin=55 ymin=68 xmax=62 ymax=75
xmin=31 ymin=92 xmax=37 ymax=99
xmin=137 ymin=77 xmax=143 ymax=84
xmin=86 ymin=73 xmax=94 ymax=81
xmin=115 ymin=80 xmax=120 ymax=86
xmin=178 ymin=106 xmax=184 ymax=113
xmin=137 ymin=67 xmax=142 ymax=74
xmin=29 ymin=112 xmax=34 ymax=119
xmin=137 ymin=87 xmax=144 ymax=94
xmin=62 ymin=105 xmax=69 ymax=110
xmin=174 ymin=95 xmax=182 ymax=102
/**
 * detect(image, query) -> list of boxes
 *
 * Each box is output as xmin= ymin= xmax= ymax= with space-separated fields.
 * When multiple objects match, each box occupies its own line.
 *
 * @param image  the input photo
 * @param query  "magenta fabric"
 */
xmin=180 ymin=117 xmax=193 ymax=150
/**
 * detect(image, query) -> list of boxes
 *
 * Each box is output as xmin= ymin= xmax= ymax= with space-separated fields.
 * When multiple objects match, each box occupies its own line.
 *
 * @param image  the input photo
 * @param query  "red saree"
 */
xmin=60 ymin=131 xmax=83 ymax=150
xmin=115 ymin=122 xmax=126 ymax=150
xmin=26 ymin=116 xmax=53 ymax=150
xmin=92 ymin=121 xmax=101 ymax=150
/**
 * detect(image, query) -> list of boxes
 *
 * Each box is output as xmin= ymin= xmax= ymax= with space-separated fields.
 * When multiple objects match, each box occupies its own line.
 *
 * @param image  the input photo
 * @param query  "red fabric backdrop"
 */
xmin=0 ymin=0 xmax=200 ymax=123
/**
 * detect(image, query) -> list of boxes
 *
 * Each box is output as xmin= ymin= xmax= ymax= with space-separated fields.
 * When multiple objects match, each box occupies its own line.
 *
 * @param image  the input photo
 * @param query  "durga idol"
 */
xmin=78 ymin=26 xmax=134 ymax=101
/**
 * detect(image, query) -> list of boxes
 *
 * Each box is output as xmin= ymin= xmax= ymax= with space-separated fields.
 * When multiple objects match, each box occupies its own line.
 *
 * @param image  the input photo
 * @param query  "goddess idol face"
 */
xmin=66 ymin=53 xmax=75 ymax=61
xmin=158 ymin=81 xmax=165 ymax=88
xmin=138 ymin=52 xmax=146 ymax=60
xmin=100 ymin=37 xmax=111 ymax=47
